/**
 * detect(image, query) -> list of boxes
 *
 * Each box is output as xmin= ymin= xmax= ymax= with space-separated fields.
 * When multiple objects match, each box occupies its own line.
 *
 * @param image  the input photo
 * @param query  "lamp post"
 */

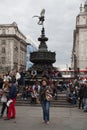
xmin=73 ymin=51 xmax=77 ymax=79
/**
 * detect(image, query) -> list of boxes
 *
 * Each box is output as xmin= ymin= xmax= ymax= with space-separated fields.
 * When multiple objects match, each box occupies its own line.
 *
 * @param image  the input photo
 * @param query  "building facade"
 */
xmin=0 ymin=22 xmax=27 ymax=72
xmin=71 ymin=0 xmax=87 ymax=70
xmin=26 ymin=43 xmax=37 ymax=70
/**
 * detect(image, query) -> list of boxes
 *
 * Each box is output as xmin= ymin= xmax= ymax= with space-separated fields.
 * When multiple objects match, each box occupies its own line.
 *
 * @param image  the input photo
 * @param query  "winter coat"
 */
xmin=83 ymin=86 xmax=87 ymax=98
xmin=39 ymin=85 xmax=52 ymax=102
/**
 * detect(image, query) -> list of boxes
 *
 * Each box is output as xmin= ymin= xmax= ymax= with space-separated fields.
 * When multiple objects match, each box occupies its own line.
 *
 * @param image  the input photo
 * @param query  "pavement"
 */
xmin=0 ymin=106 xmax=87 ymax=130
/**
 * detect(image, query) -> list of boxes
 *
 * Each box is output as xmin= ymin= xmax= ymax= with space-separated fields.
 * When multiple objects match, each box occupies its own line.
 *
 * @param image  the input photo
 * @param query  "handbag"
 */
xmin=46 ymin=93 xmax=52 ymax=101
xmin=7 ymin=99 xmax=13 ymax=107
xmin=1 ymin=94 xmax=7 ymax=103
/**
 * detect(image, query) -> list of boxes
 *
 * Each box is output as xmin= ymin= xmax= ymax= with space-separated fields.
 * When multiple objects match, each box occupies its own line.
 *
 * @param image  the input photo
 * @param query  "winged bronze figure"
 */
xmin=33 ymin=9 xmax=45 ymax=26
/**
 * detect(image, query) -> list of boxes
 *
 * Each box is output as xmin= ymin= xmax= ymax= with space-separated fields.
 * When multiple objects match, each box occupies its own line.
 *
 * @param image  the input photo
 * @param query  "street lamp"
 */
xmin=73 ymin=51 xmax=77 ymax=79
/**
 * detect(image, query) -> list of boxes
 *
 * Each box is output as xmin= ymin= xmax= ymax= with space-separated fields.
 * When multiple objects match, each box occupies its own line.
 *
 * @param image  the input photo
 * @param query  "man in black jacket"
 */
xmin=83 ymin=81 xmax=87 ymax=112
xmin=78 ymin=83 xmax=84 ymax=109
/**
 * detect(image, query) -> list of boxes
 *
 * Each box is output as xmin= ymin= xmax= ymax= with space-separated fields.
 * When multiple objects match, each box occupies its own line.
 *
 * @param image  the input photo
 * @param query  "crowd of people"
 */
xmin=27 ymin=68 xmax=62 ymax=80
xmin=0 ymin=69 xmax=25 ymax=120
xmin=0 ymin=69 xmax=57 ymax=123
xmin=0 ymin=76 xmax=17 ymax=120
xmin=66 ymin=79 xmax=87 ymax=112
xmin=0 ymin=68 xmax=87 ymax=124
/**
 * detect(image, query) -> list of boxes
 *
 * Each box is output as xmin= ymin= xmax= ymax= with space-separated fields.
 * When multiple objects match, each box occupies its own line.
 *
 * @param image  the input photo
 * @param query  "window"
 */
xmin=1 ymin=40 xmax=6 ymax=45
xmin=2 ymin=57 xmax=5 ymax=64
xmin=2 ymin=29 xmax=6 ymax=34
xmin=14 ymin=46 xmax=18 ymax=51
xmin=2 ymin=47 xmax=6 ymax=53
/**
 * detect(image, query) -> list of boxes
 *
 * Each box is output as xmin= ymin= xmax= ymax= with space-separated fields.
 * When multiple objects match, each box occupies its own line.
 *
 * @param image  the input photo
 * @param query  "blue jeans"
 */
xmin=83 ymin=98 xmax=87 ymax=111
xmin=41 ymin=100 xmax=50 ymax=122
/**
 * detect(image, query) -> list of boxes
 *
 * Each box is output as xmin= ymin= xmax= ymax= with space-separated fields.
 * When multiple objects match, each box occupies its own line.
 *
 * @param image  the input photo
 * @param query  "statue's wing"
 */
xmin=33 ymin=15 xmax=39 ymax=18
xmin=40 ymin=9 xmax=45 ymax=16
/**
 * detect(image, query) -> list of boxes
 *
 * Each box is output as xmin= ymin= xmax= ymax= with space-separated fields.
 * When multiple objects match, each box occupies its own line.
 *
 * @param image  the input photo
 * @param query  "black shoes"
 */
xmin=4 ymin=117 xmax=15 ymax=120
xmin=4 ymin=118 xmax=10 ymax=120
xmin=11 ymin=117 xmax=15 ymax=119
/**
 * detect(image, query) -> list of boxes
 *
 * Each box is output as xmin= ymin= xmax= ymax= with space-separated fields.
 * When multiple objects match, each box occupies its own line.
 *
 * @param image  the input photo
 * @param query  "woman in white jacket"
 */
xmin=0 ymin=81 xmax=9 ymax=118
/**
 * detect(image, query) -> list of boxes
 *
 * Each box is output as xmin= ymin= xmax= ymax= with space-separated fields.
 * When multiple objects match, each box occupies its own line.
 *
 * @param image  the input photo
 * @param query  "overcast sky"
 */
xmin=0 ymin=0 xmax=84 ymax=69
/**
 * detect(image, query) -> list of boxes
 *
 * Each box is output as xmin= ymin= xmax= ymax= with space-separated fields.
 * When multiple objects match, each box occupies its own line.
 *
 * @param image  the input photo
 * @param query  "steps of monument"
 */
xmin=0 ymin=98 xmax=75 ymax=108
xmin=16 ymin=99 xmax=71 ymax=104
xmin=15 ymin=96 xmax=74 ymax=107
xmin=15 ymin=103 xmax=76 ymax=108
xmin=0 ymin=92 xmax=76 ymax=108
